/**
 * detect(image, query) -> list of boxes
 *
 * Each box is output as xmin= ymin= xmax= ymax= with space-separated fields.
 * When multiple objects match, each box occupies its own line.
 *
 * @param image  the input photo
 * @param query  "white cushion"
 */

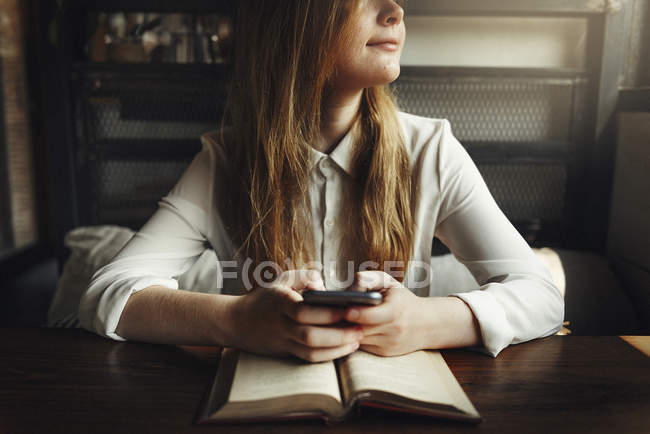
xmin=430 ymin=247 xmax=566 ymax=297
xmin=47 ymin=225 xmax=221 ymax=327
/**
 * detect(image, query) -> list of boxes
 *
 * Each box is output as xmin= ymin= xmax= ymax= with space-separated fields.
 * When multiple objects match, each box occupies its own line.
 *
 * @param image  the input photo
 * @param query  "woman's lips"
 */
xmin=366 ymin=41 xmax=399 ymax=51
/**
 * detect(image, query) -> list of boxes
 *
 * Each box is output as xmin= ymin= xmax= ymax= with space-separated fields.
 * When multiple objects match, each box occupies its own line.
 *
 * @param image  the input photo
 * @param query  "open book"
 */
xmin=197 ymin=348 xmax=481 ymax=424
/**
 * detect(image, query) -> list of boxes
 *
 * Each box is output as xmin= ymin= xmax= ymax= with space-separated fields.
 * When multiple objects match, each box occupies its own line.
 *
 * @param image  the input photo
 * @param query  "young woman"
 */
xmin=79 ymin=0 xmax=564 ymax=361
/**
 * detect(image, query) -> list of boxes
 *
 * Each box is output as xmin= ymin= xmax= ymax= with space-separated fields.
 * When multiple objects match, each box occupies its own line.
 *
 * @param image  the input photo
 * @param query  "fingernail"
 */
xmin=348 ymin=309 xmax=359 ymax=320
xmin=356 ymin=330 xmax=363 ymax=340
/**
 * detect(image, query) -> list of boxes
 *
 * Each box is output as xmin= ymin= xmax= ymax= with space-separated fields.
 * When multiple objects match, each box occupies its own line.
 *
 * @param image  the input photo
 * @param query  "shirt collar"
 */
xmin=309 ymin=120 xmax=357 ymax=177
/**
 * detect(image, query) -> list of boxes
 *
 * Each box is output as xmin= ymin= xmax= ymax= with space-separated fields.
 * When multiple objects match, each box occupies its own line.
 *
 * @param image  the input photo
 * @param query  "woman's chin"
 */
xmin=332 ymin=62 xmax=402 ymax=90
xmin=371 ymin=64 xmax=401 ymax=86
xmin=385 ymin=64 xmax=401 ymax=83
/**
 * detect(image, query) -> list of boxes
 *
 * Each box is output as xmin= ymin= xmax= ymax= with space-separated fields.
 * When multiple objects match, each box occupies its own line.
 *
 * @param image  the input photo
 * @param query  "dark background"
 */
xmin=1 ymin=0 xmax=649 ymax=332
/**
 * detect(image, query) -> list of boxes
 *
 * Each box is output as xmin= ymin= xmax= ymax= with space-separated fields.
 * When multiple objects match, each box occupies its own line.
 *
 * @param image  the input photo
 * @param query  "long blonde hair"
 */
xmin=218 ymin=0 xmax=416 ymax=284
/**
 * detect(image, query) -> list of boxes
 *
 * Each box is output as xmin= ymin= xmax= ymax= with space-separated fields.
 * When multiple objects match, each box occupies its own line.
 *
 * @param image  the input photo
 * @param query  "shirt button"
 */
xmin=320 ymin=159 xmax=334 ymax=173
xmin=325 ymin=218 xmax=334 ymax=227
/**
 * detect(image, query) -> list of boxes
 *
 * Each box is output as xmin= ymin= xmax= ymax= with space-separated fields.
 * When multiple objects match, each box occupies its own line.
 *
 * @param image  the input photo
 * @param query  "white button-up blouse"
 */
xmin=79 ymin=111 xmax=564 ymax=357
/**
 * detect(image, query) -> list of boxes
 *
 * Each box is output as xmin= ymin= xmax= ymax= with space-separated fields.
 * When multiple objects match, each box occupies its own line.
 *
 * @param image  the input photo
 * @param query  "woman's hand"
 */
xmin=343 ymin=271 xmax=428 ymax=356
xmin=228 ymin=269 xmax=364 ymax=362
xmin=343 ymin=271 xmax=482 ymax=356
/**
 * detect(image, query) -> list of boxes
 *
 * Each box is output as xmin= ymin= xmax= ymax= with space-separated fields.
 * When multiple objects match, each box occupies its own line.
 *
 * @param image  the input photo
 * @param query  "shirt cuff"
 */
xmin=83 ymin=276 xmax=179 ymax=341
xmin=451 ymin=286 xmax=515 ymax=357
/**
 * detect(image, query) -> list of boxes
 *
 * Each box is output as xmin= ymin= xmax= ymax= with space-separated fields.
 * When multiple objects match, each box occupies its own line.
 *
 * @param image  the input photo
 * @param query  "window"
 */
xmin=0 ymin=0 xmax=39 ymax=259
xmin=401 ymin=16 xmax=587 ymax=68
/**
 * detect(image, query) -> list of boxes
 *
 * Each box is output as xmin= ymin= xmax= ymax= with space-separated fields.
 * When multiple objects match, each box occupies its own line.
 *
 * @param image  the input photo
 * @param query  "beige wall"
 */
xmin=401 ymin=16 xmax=587 ymax=68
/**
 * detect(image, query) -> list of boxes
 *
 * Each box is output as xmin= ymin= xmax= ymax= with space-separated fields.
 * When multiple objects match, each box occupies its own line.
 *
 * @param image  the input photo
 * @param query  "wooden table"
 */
xmin=1 ymin=328 xmax=648 ymax=434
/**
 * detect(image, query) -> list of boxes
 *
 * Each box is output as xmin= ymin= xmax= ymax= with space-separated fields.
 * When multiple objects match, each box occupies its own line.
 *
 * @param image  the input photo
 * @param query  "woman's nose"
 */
xmin=378 ymin=0 xmax=404 ymax=27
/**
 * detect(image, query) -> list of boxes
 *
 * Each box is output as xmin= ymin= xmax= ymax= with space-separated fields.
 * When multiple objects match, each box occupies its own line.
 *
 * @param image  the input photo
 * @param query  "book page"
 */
xmin=227 ymin=351 xmax=342 ymax=404
xmin=340 ymin=350 xmax=456 ymax=406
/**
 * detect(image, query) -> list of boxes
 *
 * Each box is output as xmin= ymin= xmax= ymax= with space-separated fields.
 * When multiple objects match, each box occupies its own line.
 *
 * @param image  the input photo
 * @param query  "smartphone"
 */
xmin=302 ymin=290 xmax=383 ymax=307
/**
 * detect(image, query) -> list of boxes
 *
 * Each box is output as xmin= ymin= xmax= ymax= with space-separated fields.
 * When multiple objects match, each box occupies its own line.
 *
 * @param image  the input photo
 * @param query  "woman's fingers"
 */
xmin=273 ymin=279 xmax=347 ymax=325
xmin=285 ymin=302 xmax=347 ymax=324
xmin=359 ymin=344 xmax=390 ymax=357
xmin=344 ymin=302 xmax=395 ymax=325
xmin=275 ymin=269 xmax=326 ymax=293
xmin=356 ymin=324 xmax=385 ymax=338
xmin=346 ymin=270 xmax=399 ymax=292
xmin=289 ymin=341 xmax=360 ymax=363
xmin=290 ymin=324 xmax=363 ymax=348
xmin=271 ymin=284 xmax=305 ymax=304
xmin=283 ymin=306 xmax=363 ymax=362
xmin=359 ymin=332 xmax=392 ymax=348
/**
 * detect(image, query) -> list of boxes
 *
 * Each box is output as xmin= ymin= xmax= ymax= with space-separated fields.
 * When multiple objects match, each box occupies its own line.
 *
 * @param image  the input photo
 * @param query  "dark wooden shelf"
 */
xmin=63 ymin=0 xmax=233 ymax=13
xmin=465 ymin=141 xmax=575 ymax=163
xmin=399 ymin=66 xmax=588 ymax=80
xmin=72 ymin=62 xmax=230 ymax=81
xmin=67 ymin=0 xmax=610 ymax=16
xmin=90 ymin=139 xmax=203 ymax=160
xmin=405 ymin=0 xmax=610 ymax=17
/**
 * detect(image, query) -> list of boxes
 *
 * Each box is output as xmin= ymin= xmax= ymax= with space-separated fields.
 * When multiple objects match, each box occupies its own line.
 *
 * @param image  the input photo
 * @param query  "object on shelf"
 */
xmin=86 ymin=12 xmax=232 ymax=64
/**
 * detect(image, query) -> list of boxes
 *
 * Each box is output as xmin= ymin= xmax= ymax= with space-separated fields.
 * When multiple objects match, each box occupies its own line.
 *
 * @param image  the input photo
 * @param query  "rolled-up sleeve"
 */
xmin=433 ymin=120 xmax=565 ymax=357
xmin=79 ymin=141 xmax=217 ymax=340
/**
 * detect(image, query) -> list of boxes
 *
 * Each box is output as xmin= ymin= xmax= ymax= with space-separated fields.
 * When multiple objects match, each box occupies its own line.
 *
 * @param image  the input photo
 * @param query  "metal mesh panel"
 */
xmin=74 ymin=70 xmax=226 ymax=228
xmin=82 ymin=86 xmax=222 ymax=141
xmin=476 ymin=162 xmax=567 ymax=222
xmin=93 ymin=159 xmax=192 ymax=227
xmin=72 ymin=68 xmax=575 ymax=243
xmin=392 ymin=77 xmax=575 ymax=142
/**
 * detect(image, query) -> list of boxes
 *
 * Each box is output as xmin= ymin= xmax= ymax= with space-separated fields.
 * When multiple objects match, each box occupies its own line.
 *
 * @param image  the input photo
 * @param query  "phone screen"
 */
xmin=302 ymin=290 xmax=383 ymax=307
